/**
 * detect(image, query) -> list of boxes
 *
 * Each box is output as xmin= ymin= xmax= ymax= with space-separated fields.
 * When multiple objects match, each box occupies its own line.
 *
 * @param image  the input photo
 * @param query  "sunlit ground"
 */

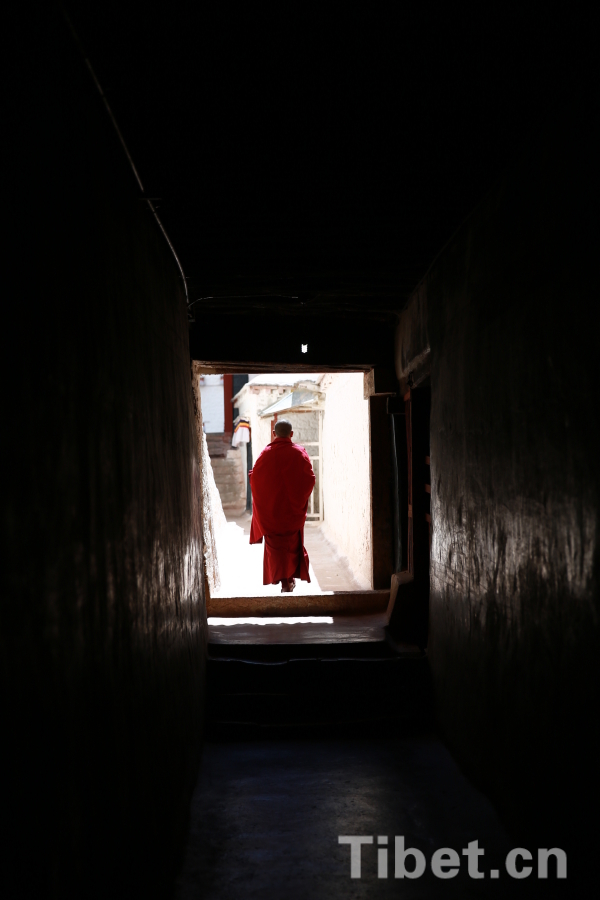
xmin=207 ymin=616 xmax=335 ymax=626
xmin=210 ymin=521 xmax=334 ymax=599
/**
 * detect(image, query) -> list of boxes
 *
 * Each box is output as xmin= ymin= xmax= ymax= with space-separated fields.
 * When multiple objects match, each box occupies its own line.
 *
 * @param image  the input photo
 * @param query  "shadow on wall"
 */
xmin=396 ymin=99 xmax=600 ymax=884
xmin=3 ymin=10 xmax=207 ymax=898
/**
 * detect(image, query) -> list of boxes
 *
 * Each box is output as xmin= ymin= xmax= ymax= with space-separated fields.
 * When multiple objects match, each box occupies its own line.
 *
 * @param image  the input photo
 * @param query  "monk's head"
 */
xmin=274 ymin=419 xmax=293 ymax=439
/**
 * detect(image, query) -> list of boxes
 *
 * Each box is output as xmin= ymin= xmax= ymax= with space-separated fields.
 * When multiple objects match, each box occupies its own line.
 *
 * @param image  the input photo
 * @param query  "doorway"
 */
xmin=192 ymin=362 xmax=418 ymax=645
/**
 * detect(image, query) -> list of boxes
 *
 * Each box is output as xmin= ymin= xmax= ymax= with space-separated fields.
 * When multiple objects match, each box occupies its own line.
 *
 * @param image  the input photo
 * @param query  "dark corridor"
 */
xmin=3 ymin=5 xmax=598 ymax=899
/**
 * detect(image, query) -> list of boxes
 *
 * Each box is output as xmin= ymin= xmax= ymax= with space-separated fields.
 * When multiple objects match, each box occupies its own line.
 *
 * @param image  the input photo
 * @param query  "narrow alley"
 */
xmin=4 ymin=5 xmax=596 ymax=900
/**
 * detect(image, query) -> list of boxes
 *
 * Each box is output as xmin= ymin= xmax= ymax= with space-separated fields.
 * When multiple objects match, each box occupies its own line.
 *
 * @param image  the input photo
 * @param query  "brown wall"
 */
xmin=3 ymin=12 xmax=206 ymax=898
xmin=396 ymin=104 xmax=599 ymax=869
xmin=369 ymin=396 xmax=394 ymax=588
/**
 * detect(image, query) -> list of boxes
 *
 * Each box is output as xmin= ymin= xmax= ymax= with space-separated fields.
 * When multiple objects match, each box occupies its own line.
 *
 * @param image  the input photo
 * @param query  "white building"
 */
xmin=198 ymin=373 xmax=224 ymax=433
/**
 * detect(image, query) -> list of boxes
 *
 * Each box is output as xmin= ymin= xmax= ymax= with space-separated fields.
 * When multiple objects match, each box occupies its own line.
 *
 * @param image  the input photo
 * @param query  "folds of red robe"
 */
xmin=249 ymin=437 xmax=316 ymax=585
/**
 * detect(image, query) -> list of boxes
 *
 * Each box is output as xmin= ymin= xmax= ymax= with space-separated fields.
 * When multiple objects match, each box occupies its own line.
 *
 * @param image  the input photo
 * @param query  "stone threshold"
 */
xmin=206 ymin=590 xmax=389 ymax=618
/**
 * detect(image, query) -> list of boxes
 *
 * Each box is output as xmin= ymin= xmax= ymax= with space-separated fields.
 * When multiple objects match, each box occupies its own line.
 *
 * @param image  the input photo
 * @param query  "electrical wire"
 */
xmin=60 ymin=5 xmax=192 ymax=317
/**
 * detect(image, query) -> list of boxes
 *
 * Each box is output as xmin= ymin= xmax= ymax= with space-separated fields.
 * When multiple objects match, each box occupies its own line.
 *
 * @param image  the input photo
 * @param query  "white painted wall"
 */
xmin=234 ymin=382 xmax=286 ymax=465
xmin=321 ymin=372 xmax=372 ymax=587
xmin=199 ymin=374 xmax=224 ymax=433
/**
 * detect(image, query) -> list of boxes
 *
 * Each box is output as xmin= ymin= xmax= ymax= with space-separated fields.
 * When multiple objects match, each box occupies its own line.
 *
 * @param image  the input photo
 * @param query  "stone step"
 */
xmin=208 ymin=655 xmax=428 ymax=695
xmin=205 ymin=649 xmax=433 ymax=738
xmin=218 ymin=492 xmax=243 ymax=503
xmin=207 ymin=693 xmax=423 ymax=729
xmin=214 ymin=473 xmax=245 ymax=485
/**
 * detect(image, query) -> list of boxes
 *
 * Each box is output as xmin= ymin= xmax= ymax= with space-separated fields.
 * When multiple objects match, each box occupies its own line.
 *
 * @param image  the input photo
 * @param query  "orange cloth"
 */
xmin=249 ymin=436 xmax=315 ymax=585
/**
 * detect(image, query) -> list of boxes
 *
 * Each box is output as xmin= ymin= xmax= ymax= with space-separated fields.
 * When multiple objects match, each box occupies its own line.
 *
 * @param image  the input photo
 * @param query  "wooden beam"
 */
xmin=192 ymin=360 xmax=372 ymax=375
xmin=363 ymin=366 xmax=399 ymax=399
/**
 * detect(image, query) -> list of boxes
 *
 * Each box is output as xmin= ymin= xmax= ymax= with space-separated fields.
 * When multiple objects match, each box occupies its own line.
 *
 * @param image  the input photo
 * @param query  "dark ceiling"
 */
xmin=64 ymin=3 xmax=577 ymax=323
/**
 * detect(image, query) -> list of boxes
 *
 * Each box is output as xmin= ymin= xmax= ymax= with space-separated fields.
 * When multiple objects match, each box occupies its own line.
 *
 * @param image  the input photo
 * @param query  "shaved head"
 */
xmin=274 ymin=419 xmax=293 ymax=438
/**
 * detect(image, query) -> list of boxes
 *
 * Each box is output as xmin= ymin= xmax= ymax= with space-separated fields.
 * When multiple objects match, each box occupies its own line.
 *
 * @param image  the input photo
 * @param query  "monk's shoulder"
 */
xmin=291 ymin=443 xmax=311 ymax=460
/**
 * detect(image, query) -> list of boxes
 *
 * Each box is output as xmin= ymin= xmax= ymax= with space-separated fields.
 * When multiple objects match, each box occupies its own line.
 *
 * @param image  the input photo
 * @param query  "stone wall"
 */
xmin=3 ymin=12 xmax=207 ymax=897
xmin=210 ymin=448 xmax=247 ymax=516
xmin=395 ymin=103 xmax=598 ymax=869
xmin=204 ymin=433 xmax=246 ymax=515
xmin=321 ymin=373 xmax=372 ymax=586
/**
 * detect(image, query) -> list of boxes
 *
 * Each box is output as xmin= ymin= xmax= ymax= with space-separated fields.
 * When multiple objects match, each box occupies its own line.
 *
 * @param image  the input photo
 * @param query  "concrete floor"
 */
xmin=174 ymin=737 xmax=557 ymax=900
xmin=191 ymin=518 xmax=571 ymax=899
xmin=304 ymin=524 xmax=365 ymax=591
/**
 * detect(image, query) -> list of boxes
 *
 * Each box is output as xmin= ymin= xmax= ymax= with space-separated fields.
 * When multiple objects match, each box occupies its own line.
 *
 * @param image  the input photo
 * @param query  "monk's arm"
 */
xmin=300 ymin=450 xmax=316 ymax=500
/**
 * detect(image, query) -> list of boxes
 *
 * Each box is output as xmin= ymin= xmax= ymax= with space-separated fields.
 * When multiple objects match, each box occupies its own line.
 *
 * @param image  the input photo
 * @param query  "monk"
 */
xmin=249 ymin=418 xmax=316 ymax=592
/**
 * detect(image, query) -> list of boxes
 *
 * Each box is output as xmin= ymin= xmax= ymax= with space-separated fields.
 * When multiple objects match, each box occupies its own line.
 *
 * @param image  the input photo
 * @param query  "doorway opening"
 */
xmin=192 ymin=362 xmax=428 ymax=647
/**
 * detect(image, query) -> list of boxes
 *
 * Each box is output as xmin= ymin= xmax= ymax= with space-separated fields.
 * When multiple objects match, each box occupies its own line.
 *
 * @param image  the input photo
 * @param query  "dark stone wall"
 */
xmin=3 ymin=10 xmax=206 ymax=898
xmin=400 ymin=105 xmax=599 ymax=872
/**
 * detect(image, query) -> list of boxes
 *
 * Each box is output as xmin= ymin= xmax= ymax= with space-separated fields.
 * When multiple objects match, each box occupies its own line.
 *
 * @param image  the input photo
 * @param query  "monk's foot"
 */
xmin=281 ymin=577 xmax=296 ymax=593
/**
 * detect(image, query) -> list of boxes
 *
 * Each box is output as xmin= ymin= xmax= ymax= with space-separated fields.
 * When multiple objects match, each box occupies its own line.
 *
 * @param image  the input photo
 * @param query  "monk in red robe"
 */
xmin=249 ymin=419 xmax=316 ymax=592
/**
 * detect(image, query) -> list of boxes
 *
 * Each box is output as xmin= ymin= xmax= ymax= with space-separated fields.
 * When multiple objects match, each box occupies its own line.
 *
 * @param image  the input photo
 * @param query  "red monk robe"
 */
xmin=249 ymin=435 xmax=316 ymax=586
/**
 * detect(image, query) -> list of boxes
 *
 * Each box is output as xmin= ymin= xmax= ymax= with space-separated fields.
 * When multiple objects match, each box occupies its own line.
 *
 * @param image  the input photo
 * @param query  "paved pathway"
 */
xmin=212 ymin=512 xmax=364 ymax=598
xmin=175 ymin=737 xmax=521 ymax=900
xmin=304 ymin=524 xmax=364 ymax=591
